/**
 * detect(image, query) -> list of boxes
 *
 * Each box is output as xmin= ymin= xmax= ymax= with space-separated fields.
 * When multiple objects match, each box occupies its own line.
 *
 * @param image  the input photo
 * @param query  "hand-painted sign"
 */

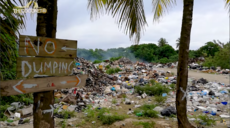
xmin=16 ymin=57 xmax=74 ymax=78
xmin=18 ymin=35 xmax=77 ymax=58
xmin=0 ymin=75 xmax=87 ymax=96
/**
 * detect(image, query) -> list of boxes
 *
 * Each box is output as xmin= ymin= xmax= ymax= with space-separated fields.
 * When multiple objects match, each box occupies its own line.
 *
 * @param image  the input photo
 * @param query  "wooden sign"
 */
xmin=0 ymin=75 xmax=87 ymax=96
xmin=16 ymin=57 xmax=75 ymax=78
xmin=18 ymin=35 xmax=77 ymax=58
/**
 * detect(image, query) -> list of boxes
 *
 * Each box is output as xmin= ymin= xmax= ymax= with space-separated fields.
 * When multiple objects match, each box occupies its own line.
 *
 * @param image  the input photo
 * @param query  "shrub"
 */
xmin=93 ymin=60 xmax=102 ymax=64
xmin=99 ymin=114 xmax=125 ymax=125
xmin=105 ymin=65 xmax=111 ymax=69
xmin=106 ymin=67 xmax=121 ymax=75
xmin=60 ymin=110 xmax=75 ymax=118
xmin=194 ymin=114 xmax=216 ymax=128
xmin=169 ymin=84 xmax=176 ymax=90
xmin=110 ymin=56 xmax=122 ymax=62
xmin=134 ymin=104 xmax=158 ymax=118
xmin=135 ymin=83 xmax=170 ymax=96
xmin=112 ymin=99 xmax=117 ymax=104
xmin=154 ymin=96 xmax=167 ymax=105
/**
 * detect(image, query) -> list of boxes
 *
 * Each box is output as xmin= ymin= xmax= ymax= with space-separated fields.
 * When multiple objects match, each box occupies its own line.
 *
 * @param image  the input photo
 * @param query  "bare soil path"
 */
xmin=157 ymin=68 xmax=230 ymax=85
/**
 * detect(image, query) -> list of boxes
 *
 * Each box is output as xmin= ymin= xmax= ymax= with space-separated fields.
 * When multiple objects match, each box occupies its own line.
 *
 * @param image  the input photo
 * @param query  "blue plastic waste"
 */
xmin=75 ymin=63 xmax=81 ymax=66
xmin=77 ymin=67 xmax=80 ymax=69
xmin=221 ymin=102 xmax=227 ymax=105
xmin=162 ymin=93 xmax=167 ymax=97
xmin=211 ymin=111 xmax=216 ymax=116
xmin=220 ymin=91 xmax=227 ymax=94
xmin=111 ymin=87 xmax=116 ymax=91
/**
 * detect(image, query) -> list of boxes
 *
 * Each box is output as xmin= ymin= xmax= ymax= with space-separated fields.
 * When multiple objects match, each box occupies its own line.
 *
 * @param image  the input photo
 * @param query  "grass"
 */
xmin=60 ymin=110 xmax=76 ymax=118
xmin=112 ymin=99 xmax=117 ymax=104
xmin=106 ymin=67 xmax=122 ymax=75
xmin=83 ymin=105 xmax=126 ymax=125
xmin=133 ymin=121 xmax=156 ymax=128
xmin=134 ymin=104 xmax=159 ymax=118
xmin=135 ymin=83 xmax=170 ymax=96
xmin=193 ymin=114 xmax=216 ymax=127
xmin=154 ymin=95 xmax=167 ymax=105
xmin=169 ymin=84 xmax=176 ymax=90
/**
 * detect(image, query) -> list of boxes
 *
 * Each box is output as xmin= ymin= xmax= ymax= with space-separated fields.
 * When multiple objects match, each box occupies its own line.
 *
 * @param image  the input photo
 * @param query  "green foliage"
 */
xmin=112 ymin=99 xmax=117 ymax=104
xmin=197 ymin=41 xmax=220 ymax=57
xmin=105 ymin=65 xmax=111 ymax=69
xmin=194 ymin=114 xmax=216 ymax=127
xmin=134 ymin=121 xmax=156 ymax=128
xmin=134 ymin=104 xmax=158 ymax=118
xmin=99 ymin=114 xmax=126 ymax=125
xmin=159 ymin=57 xmax=169 ymax=64
xmin=110 ymin=56 xmax=122 ymax=61
xmin=158 ymin=38 xmax=168 ymax=47
xmin=60 ymin=110 xmax=76 ymax=118
xmin=169 ymin=84 xmax=176 ymax=90
xmin=0 ymin=94 xmax=33 ymax=106
xmin=0 ymin=105 xmax=10 ymax=121
xmin=154 ymin=95 xmax=167 ymax=105
xmin=135 ymin=83 xmax=170 ymax=96
xmin=203 ymin=43 xmax=230 ymax=69
xmin=106 ymin=67 xmax=121 ymax=75
xmin=93 ymin=60 xmax=102 ymax=64
xmin=83 ymin=106 xmax=126 ymax=125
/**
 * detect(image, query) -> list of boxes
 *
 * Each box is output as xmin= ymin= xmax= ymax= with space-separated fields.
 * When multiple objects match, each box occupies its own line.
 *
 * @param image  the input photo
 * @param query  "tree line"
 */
xmin=77 ymin=38 xmax=230 ymax=69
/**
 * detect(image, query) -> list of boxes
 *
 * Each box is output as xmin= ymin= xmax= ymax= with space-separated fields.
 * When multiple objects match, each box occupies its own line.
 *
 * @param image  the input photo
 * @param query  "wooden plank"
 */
xmin=18 ymin=35 xmax=77 ymax=58
xmin=0 ymin=75 xmax=87 ymax=96
xmin=16 ymin=57 xmax=75 ymax=78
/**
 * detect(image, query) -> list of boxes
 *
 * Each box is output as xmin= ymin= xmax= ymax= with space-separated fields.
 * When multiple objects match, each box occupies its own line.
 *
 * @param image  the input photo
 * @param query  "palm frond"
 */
xmin=225 ymin=0 xmax=230 ymax=12
xmin=152 ymin=0 xmax=176 ymax=22
xmin=88 ymin=0 xmax=148 ymax=45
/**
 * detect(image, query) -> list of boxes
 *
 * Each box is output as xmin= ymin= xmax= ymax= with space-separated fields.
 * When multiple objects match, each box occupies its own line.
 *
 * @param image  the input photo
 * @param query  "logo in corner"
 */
xmin=13 ymin=1 xmax=47 ymax=14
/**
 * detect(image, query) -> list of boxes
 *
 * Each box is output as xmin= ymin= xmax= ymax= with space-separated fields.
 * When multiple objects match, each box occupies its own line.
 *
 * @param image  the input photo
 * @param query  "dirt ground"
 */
xmin=4 ymin=68 xmax=230 ymax=128
xmin=157 ymin=68 xmax=230 ymax=85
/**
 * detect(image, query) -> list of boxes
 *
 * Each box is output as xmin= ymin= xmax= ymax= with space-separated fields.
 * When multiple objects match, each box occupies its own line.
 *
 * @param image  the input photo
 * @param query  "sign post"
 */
xmin=0 ymin=35 xmax=87 ymax=127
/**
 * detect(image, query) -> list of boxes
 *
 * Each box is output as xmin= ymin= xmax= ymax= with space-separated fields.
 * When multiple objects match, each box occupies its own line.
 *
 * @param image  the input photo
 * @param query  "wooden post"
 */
xmin=34 ymin=0 xmax=57 ymax=127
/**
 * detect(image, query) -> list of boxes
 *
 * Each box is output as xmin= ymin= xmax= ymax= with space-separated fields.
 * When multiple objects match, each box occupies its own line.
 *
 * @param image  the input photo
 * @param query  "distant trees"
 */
xmin=158 ymin=38 xmax=168 ymax=47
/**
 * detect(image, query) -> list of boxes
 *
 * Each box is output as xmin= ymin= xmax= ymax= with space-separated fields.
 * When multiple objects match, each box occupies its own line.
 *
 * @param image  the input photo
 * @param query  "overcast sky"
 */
xmin=20 ymin=0 xmax=229 ymax=50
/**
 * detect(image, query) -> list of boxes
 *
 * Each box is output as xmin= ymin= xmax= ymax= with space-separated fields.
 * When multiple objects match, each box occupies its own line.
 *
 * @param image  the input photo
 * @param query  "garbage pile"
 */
xmin=1 ymin=57 xmax=230 ymax=127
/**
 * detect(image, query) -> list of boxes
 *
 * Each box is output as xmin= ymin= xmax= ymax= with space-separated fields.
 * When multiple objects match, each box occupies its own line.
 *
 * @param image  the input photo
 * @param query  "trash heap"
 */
xmin=1 ymin=57 xmax=230 ymax=127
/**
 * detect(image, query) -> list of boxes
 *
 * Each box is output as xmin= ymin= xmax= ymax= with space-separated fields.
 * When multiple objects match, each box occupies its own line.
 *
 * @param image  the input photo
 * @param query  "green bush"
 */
xmin=93 ymin=60 xmax=102 ymax=64
xmin=60 ymin=110 xmax=75 ymax=118
xmin=99 ymin=114 xmax=125 ymax=125
xmin=84 ymin=106 xmax=126 ymax=125
xmin=105 ymin=65 xmax=111 ymax=69
xmin=194 ymin=114 xmax=216 ymax=127
xmin=169 ymin=84 xmax=176 ymax=90
xmin=134 ymin=104 xmax=158 ymax=118
xmin=106 ymin=67 xmax=121 ymax=75
xmin=154 ymin=96 xmax=167 ymax=105
xmin=110 ymin=56 xmax=122 ymax=62
xmin=135 ymin=83 xmax=170 ymax=96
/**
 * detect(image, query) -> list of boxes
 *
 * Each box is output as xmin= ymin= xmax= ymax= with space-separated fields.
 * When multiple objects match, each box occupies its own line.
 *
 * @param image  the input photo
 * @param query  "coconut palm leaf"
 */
xmin=88 ymin=0 xmax=147 ymax=44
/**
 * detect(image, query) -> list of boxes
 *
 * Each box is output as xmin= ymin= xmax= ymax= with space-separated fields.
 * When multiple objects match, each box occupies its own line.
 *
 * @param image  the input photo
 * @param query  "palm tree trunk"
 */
xmin=33 ymin=0 xmax=57 ymax=128
xmin=176 ymin=0 xmax=195 ymax=128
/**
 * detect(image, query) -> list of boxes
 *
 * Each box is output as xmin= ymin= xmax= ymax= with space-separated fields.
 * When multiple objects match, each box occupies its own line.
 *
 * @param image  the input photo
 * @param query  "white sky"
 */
xmin=20 ymin=0 xmax=229 ymax=50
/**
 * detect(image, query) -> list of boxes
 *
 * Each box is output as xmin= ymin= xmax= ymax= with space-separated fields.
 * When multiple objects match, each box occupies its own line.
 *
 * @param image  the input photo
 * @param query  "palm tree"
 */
xmin=176 ymin=37 xmax=180 ymax=49
xmin=88 ymin=0 xmax=230 ymax=127
xmin=158 ymin=37 xmax=168 ymax=47
xmin=33 ymin=0 xmax=57 ymax=127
